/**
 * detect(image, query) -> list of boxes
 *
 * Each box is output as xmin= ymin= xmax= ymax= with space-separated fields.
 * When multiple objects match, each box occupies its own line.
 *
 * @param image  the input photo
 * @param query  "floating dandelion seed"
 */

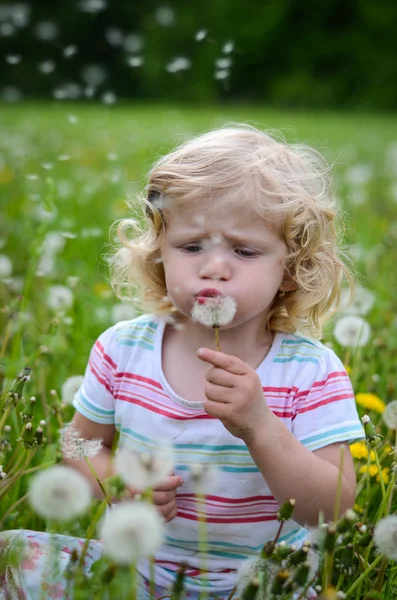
xmin=166 ymin=57 xmax=191 ymax=73
xmin=191 ymin=296 xmax=237 ymax=328
xmin=60 ymin=424 xmax=103 ymax=460
xmin=155 ymin=6 xmax=175 ymax=26
xmin=102 ymin=91 xmax=117 ymax=105
xmin=5 ymin=54 xmax=21 ymax=64
xmin=47 ymin=285 xmax=74 ymax=312
xmin=29 ymin=465 xmax=92 ymax=521
xmin=34 ymin=21 xmax=59 ymax=41
xmin=383 ymin=400 xmax=397 ymax=430
xmin=100 ymin=501 xmax=164 ymax=564
xmin=61 ymin=375 xmax=84 ymax=405
xmin=123 ymin=34 xmax=144 ymax=53
xmin=215 ymin=58 xmax=232 ymax=69
xmin=105 ymin=27 xmax=123 ymax=46
xmin=79 ymin=0 xmax=107 ymax=13
xmin=214 ymin=70 xmax=229 ymax=81
xmin=373 ymin=515 xmax=397 ymax=561
xmin=38 ymin=60 xmax=55 ymax=74
xmin=115 ymin=443 xmax=175 ymax=490
xmin=127 ymin=56 xmax=144 ymax=67
xmin=195 ymin=29 xmax=207 ymax=41
xmin=222 ymin=41 xmax=234 ymax=54
xmin=333 ymin=315 xmax=371 ymax=347
xmin=63 ymin=45 xmax=78 ymax=58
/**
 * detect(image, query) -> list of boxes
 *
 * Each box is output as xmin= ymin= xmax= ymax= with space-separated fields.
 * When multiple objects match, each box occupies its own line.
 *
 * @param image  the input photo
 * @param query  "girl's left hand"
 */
xmin=197 ymin=347 xmax=270 ymax=442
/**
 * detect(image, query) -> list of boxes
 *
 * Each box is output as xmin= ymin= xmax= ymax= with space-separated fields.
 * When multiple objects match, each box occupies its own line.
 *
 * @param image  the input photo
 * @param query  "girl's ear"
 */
xmin=280 ymin=278 xmax=298 ymax=293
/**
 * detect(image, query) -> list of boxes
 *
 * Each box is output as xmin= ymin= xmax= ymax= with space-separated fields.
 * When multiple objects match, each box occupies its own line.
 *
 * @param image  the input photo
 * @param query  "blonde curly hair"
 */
xmin=110 ymin=124 xmax=354 ymax=339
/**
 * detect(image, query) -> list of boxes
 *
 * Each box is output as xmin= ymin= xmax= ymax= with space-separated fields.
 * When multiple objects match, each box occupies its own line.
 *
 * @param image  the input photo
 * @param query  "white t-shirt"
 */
xmin=73 ymin=314 xmax=364 ymax=595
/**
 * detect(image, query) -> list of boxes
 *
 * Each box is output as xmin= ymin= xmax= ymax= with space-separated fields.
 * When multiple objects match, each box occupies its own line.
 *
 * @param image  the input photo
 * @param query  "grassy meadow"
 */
xmin=1 ymin=103 xmax=397 ymax=598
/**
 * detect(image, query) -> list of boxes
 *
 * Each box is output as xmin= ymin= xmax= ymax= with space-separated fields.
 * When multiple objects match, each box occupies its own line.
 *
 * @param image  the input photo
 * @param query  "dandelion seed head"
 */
xmin=61 ymin=375 xmax=84 ymax=404
xmin=29 ymin=465 xmax=92 ymax=521
xmin=191 ymin=295 xmax=237 ymax=328
xmin=46 ymin=285 xmax=74 ymax=312
xmin=59 ymin=424 xmax=103 ymax=460
xmin=100 ymin=501 xmax=164 ymax=564
xmin=115 ymin=443 xmax=175 ymax=490
xmin=333 ymin=315 xmax=371 ymax=347
xmin=373 ymin=515 xmax=397 ymax=561
xmin=383 ymin=400 xmax=397 ymax=430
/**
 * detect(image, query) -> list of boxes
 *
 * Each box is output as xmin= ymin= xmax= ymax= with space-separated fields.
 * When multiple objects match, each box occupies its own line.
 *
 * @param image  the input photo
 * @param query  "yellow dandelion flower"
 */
xmin=350 ymin=441 xmax=368 ymax=459
xmin=344 ymin=365 xmax=352 ymax=375
xmin=353 ymin=502 xmax=364 ymax=513
xmin=355 ymin=393 xmax=385 ymax=414
xmin=377 ymin=467 xmax=390 ymax=485
xmin=94 ymin=282 xmax=112 ymax=299
xmin=359 ymin=464 xmax=378 ymax=477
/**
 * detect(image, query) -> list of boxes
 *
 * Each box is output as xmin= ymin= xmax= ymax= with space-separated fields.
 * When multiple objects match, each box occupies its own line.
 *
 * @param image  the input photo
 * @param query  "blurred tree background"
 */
xmin=1 ymin=0 xmax=397 ymax=109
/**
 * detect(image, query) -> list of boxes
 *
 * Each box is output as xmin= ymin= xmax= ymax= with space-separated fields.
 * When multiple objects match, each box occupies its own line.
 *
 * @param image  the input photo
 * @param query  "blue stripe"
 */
xmin=274 ymin=356 xmax=320 ymax=364
xmin=300 ymin=425 xmax=365 ymax=446
xmin=116 ymin=339 xmax=154 ymax=350
xmin=75 ymin=389 xmax=114 ymax=415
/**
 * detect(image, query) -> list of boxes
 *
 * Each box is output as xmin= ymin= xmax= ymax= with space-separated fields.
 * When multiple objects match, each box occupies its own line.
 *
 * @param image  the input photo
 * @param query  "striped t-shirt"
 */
xmin=73 ymin=314 xmax=364 ymax=595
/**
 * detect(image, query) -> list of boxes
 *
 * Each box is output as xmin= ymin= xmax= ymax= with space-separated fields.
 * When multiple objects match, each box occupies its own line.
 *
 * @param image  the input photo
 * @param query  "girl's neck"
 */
xmin=173 ymin=317 xmax=274 ymax=370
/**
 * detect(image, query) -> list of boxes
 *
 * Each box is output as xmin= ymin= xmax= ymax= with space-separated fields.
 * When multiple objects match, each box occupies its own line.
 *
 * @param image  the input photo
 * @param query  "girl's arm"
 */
xmin=62 ymin=412 xmax=117 ymax=498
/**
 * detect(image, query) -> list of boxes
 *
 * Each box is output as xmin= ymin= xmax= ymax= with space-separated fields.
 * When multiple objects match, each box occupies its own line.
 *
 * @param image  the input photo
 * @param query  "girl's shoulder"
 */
xmin=95 ymin=313 xmax=163 ymax=356
xmin=274 ymin=331 xmax=343 ymax=370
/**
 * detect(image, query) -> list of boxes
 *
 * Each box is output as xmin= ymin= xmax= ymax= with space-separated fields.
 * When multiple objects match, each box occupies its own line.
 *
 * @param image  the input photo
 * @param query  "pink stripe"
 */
xmin=116 ymin=393 xmax=213 ymax=420
xmin=293 ymin=393 xmax=353 ymax=417
xmin=177 ymin=510 xmax=277 ymax=523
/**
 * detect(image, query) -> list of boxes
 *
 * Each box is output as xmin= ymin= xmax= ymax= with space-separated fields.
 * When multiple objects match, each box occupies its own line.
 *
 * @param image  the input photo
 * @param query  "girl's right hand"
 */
xmin=128 ymin=475 xmax=184 ymax=522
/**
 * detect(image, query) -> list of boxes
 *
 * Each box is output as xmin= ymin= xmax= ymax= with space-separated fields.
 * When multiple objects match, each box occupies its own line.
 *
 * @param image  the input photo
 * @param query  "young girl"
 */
xmin=2 ymin=124 xmax=364 ymax=599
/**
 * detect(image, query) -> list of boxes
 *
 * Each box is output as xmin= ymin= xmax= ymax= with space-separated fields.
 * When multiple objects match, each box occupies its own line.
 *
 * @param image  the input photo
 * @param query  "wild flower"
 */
xmin=29 ymin=465 xmax=92 ymax=521
xmin=115 ymin=443 xmax=175 ymax=490
xmin=59 ymin=424 xmax=103 ymax=460
xmin=349 ymin=441 xmax=368 ymax=459
xmin=0 ymin=254 xmax=12 ymax=279
xmin=100 ymin=501 xmax=164 ymax=564
xmin=191 ymin=296 xmax=237 ymax=328
xmin=382 ymin=400 xmax=397 ymax=430
xmin=61 ymin=375 xmax=84 ymax=405
xmin=340 ymin=287 xmax=375 ymax=316
xmin=333 ymin=315 xmax=371 ymax=347
xmin=373 ymin=515 xmax=397 ymax=561
xmin=46 ymin=285 xmax=74 ymax=312
xmin=355 ymin=393 xmax=385 ymax=414
xmin=359 ymin=464 xmax=390 ymax=484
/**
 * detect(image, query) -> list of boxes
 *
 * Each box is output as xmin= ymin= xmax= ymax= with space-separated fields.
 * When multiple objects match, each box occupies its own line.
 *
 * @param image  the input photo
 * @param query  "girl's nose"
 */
xmin=199 ymin=255 xmax=231 ymax=281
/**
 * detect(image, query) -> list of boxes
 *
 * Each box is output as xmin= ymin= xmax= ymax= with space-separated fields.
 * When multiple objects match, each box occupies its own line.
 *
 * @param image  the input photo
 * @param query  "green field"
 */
xmin=1 ymin=104 xmax=397 ymax=598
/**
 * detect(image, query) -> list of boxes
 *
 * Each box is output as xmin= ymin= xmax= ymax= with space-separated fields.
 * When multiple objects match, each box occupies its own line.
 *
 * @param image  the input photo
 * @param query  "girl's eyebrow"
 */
xmin=169 ymin=228 xmax=268 ymax=246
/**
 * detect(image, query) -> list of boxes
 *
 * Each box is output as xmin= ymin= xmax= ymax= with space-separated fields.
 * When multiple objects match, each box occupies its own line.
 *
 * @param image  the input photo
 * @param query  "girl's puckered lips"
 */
xmin=195 ymin=288 xmax=223 ymax=304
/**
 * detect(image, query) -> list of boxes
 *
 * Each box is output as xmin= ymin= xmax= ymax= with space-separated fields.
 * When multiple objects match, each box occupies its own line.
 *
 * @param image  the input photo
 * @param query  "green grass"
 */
xmin=1 ymin=103 xmax=397 ymax=598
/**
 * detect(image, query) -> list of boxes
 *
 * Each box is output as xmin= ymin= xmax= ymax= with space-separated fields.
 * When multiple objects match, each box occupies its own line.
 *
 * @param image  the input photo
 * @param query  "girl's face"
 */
xmin=160 ymin=201 xmax=293 ymax=330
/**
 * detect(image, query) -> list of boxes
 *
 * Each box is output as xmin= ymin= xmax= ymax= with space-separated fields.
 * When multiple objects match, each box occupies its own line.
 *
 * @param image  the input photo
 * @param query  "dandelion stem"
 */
xmin=0 ymin=491 xmax=29 ymax=528
xmin=214 ymin=326 xmax=220 ymax=351
xmin=77 ymin=497 xmax=108 ymax=571
xmin=20 ymin=460 xmax=55 ymax=477
xmin=0 ymin=405 xmax=11 ymax=437
xmin=130 ymin=561 xmax=137 ymax=600
xmin=0 ymin=318 xmax=12 ymax=360
xmin=85 ymin=457 xmax=112 ymax=508
xmin=373 ymin=449 xmax=387 ymax=514
xmin=344 ymin=553 xmax=383 ymax=598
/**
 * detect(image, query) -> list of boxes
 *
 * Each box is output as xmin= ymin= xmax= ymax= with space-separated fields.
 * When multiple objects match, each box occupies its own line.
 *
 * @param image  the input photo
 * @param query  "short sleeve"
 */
xmin=73 ymin=326 xmax=117 ymax=425
xmin=291 ymin=348 xmax=365 ymax=451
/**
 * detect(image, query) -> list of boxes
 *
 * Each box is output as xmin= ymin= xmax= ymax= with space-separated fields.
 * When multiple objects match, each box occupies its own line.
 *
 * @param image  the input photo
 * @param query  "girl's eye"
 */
xmin=181 ymin=244 xmax=202 ymax=253
xmin=235 ymin=248 xmax=259 ymax=258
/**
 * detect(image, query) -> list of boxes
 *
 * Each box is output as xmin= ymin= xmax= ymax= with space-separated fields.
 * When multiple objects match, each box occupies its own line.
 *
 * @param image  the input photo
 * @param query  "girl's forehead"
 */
xmin=165 ymin=202 xmax=280 ymax=238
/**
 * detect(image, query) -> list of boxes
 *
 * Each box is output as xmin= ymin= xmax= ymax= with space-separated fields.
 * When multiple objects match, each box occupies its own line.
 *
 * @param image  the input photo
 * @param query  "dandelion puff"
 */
xmin=61 ymin=375 xmax=84 ymax=404
xmin=333 ymin=315 xmax=371 ymax=347
xmin=29 ymin=465 xmax=92 ymax=521
xmin=383 ymin=400 xmax=397 ymax=430
xmin=373 ymin=515 xmax=397 ymax=561
xmin=191 ymin=296 xmax=237 ymax=328
xmin=115 ymin=443 xmax=175 ymax=490
xmin=46 ymin=285 xmax=74 ymax=312
xmin=59 ymin=424 xmax=103 ymax=460
xmin=100 ymin=501 xmax=164 ymax=564
xmin=340 ymin=287 xmax=375 ymax=316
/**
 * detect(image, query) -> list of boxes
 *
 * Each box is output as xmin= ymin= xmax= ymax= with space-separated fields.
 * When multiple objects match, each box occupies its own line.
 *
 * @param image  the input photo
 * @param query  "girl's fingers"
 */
xmin=197 ymin=348 xmax=247 ymax=375
xmin=205 ymin=367 xmax=235 ymax=388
